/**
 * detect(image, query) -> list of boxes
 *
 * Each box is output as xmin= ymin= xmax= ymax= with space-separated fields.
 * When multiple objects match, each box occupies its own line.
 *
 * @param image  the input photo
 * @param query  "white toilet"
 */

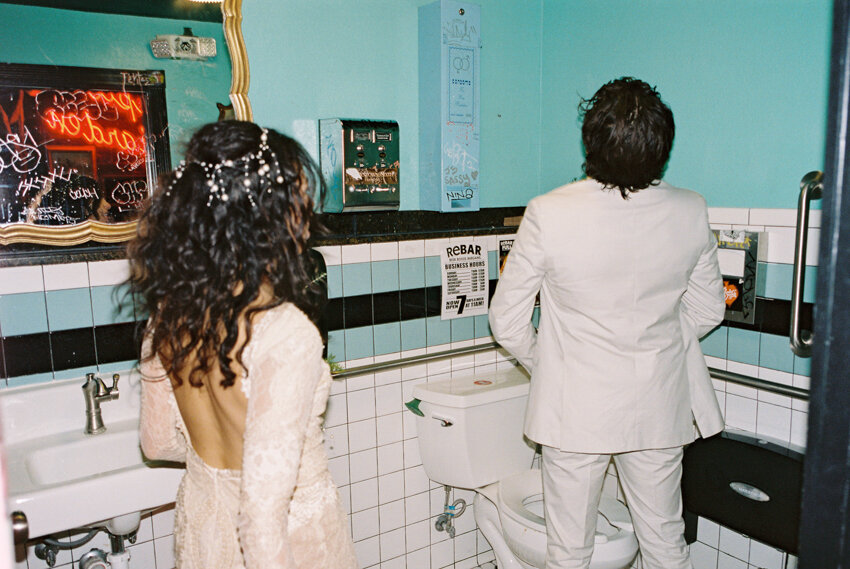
xmin=409 ymin=366 xmax=639 ymax=569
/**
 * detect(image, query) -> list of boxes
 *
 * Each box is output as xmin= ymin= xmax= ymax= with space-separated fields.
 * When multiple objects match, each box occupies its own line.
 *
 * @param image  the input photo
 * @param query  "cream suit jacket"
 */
xmin=489 ymin=179 xmax=726 ymax=453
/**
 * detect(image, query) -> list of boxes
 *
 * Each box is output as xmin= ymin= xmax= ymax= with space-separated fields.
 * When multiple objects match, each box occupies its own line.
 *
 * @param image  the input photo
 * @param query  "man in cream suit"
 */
xmin=489 ymin=77 xmax=726 ymax=569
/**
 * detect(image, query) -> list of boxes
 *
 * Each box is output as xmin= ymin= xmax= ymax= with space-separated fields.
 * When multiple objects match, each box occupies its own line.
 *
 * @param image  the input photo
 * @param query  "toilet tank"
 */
xmin=409 ymin=366 xmax=536 ymax=490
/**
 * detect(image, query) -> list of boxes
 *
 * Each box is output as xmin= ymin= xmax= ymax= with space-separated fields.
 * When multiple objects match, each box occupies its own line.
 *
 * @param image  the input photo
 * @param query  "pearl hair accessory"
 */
xmin=165 ymin=128 xmax=285 ymax=206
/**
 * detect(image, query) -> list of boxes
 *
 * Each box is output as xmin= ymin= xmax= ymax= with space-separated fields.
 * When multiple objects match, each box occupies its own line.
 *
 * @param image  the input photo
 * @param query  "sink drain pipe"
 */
xmin=104 ymin=532 xmax=131 ymax=569
xmin=78 ymin=549 xmax=109 ymax=569
xmin=76 ymin=540 xmax=131 ymax=569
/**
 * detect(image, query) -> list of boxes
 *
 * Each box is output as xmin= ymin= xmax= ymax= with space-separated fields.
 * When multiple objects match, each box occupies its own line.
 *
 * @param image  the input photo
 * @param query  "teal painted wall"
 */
xmin=540 ymin=0 xmax=832 ymax=209
xmin=245 ymin=0 xmax=830 ymax=209
xmin=242 ymin=0 xmax=543 ymax=210
xmin=4 ymin=1 xmax=826 ymax=209
xmin=0 ymin=4 xmax=232 ymax=164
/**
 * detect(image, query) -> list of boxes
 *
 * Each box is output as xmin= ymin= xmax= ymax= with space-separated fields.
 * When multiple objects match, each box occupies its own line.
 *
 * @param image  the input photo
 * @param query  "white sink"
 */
xmin=1 ymin=371 xmax=184 ymax=539
xmin=25 ymin=426 xmax=143 ymax=486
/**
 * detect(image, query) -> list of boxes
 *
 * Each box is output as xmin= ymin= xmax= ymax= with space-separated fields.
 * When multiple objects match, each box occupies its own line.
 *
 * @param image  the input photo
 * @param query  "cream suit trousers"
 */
xmin=541 ymin=445 xmax=691 ymax=569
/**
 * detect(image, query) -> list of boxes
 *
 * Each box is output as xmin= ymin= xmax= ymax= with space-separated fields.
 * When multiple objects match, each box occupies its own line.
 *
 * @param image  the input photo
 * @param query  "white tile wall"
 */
xmin=341 ymin=243 xmax=371 ymax=264
xmin=707 ymin=208 xmax=750 ymax=226
xmin=315 ymin=244 xmax=342 ymax=266
xmin=14 ymin=208 xmax=812 ymax=569
xmin=372 ymin=242 xmax=400 ymax=262
xmin=424 ymin=238 xmax=449 ymax=257
xmin=88 ymin=260 xmax=131 ymax=287
xmin=398 ymin=240 xmax=425 ymax=260
xmin=42 ymin=262 xmax=89 ymax=291
xmin=0 ymin=265 xmax=44 ymax=295
xmin=689 ymin=518 xmax=793 ymax=569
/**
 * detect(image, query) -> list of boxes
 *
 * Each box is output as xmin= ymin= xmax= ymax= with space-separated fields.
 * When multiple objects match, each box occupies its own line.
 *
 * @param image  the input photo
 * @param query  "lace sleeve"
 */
xmin=237 ymin=305 xmax=325 ymax=568
xmin=139 ymin=335 xmax=188 ymax=463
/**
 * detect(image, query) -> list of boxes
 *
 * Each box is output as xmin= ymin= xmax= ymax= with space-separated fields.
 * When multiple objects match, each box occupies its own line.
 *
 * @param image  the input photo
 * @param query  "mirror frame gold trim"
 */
xmin=0 ymin=220 xmax=135 ymax=246
xmin=222 ymin=0 xmax=253 ymax=122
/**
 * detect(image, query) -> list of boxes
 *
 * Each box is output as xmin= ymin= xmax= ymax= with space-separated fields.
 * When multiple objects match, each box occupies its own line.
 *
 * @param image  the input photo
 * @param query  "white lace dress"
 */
xmin=140 ymin=303 xmax=357 ymax=569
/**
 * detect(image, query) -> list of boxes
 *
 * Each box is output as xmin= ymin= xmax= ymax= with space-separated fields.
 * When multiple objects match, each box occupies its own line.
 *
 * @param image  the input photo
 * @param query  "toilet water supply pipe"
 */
xmin=435 ymin=485 xmax=468 ymax=538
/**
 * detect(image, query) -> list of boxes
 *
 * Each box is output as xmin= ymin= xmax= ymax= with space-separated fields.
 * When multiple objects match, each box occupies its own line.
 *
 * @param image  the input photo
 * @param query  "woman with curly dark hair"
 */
xmin=129 ymin=121 xmax=356 ymax=569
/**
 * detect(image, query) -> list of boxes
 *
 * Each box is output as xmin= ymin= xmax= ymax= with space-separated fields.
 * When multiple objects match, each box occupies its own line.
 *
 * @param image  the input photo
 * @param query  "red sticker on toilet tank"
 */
xmin=474 ymin=380 xmax=492 ymax=385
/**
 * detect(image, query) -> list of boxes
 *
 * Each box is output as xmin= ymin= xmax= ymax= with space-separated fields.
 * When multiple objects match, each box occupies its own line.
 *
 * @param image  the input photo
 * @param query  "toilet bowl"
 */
xmin=474 ymin=469 xmax=638 ymax=569
xmin=408 ymin=367 xmax=639 ymax=569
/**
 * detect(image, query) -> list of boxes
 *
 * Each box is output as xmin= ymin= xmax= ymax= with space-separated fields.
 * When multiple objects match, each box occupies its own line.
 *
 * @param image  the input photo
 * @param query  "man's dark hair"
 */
xmin=579 ymin=77 xmax=675 ymax=199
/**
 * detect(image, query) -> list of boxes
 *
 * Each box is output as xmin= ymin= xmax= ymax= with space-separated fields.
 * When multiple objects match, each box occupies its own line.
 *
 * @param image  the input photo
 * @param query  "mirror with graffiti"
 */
xmin=0 ymin=63 xmax=170 ymax=248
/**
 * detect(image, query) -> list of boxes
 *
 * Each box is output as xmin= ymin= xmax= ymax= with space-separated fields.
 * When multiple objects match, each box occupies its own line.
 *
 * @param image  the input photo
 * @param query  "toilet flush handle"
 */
xmin=431 ymin=412 xmax=454 ymax=427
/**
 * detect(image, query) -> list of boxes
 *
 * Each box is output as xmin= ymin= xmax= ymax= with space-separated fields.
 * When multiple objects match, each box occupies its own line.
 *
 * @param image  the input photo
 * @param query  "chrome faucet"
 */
xmin=82 ymin=373 xmax=120 ymax=435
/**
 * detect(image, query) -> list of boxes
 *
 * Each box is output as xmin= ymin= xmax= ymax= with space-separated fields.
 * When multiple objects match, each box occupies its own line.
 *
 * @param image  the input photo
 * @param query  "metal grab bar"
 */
xmin=332 ymin=342 xmax=809 ymax=401
xmin=332 ymin=342 xmax=502 ymax=379
xmin=710 ymin=367 xmax=808 ymax=401
xmin=790 ymin=171 xmax=824 ymax=357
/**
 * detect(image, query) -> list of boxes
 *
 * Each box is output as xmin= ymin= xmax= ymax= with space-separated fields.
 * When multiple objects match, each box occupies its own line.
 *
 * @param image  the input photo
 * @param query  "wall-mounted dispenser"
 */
xmin=419 ymin=1 xmax=481 ymax=212
xmin=715 ymin=230 xmax=762 ymax=325
xmin=682 ymin=429 xmax=803 ymax=555
xmin=318 ymin=119 xmax=399 ymax=213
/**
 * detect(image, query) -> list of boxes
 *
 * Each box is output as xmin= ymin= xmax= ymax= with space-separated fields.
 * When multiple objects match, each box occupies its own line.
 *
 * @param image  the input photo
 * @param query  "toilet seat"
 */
xmin=498 ymin=469 xmax=545 ymax=527
xmin=496 ymin=469 xmax=638 ymax=568
xmin=498 ymin=469 xmax=634 ymax=535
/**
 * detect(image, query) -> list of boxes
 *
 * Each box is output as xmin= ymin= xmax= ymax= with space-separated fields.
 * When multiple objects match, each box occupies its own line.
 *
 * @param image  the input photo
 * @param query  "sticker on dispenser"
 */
xmin=723 ymin=278 xmax=744 ymax=310
xmin=473 ymin=380 xmax=492 ymax=386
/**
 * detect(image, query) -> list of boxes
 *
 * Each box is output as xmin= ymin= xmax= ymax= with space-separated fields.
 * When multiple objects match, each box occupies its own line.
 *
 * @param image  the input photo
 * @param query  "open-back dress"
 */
xmin=139 ymin=303 xmax=357 ymax=569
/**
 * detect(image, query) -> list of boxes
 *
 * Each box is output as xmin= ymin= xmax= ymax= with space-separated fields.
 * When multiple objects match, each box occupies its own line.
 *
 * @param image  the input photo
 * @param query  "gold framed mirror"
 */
xmin=222 ymin=0 xmax=253 ymax=122
xmin=0 ymin=1 xmax=251 ymax=250
xmin=0 ymin=64 xmax=171 ymax=247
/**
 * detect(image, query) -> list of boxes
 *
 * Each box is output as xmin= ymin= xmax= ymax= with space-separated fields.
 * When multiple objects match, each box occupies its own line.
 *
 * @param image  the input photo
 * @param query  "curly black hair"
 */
xmin=127 ymin=121 xmax=326 ymax=388
xmin=579 ymin=77 xmax=675 ymax=198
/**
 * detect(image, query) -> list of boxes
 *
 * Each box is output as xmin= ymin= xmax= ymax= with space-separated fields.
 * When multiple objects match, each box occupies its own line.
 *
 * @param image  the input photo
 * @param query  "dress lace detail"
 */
xmin=140 ymin=304 xmax=356 ymax=569
xmin=239 ymin=305 xmax=276 ymax=399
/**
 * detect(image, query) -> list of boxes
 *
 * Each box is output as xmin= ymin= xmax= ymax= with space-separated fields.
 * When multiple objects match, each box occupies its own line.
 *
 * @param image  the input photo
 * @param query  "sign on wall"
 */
xmin=440 ymin=241 xmax=488 ymax=319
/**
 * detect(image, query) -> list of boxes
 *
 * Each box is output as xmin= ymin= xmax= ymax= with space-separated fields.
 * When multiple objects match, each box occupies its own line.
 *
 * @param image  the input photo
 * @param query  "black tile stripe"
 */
xmin=0 ymin=290 xmax=814 ymax=378
xmin=324 ymin=298 xmax=344 ymax=332
xmin=725 ymin=298 xmax=814 ymax=337
xmin=318 ymin=207 xmax=526 ymax=245
xmin=425 ymin=287 xmax=441 ymax=317
xmin=343 ymin=294 xmax=373 ymax=329
xmin=400 ymin=288 xmax=427 ymax=321
xmin=94 ymin=322 xmax=143 ymax=364
xmin=373 ymin=291 xmax=401 ymax=326
xmin=3 ymin=333 xmax=52 ymax=378
xmin=51 ymin=328 xmax=97 ymax=370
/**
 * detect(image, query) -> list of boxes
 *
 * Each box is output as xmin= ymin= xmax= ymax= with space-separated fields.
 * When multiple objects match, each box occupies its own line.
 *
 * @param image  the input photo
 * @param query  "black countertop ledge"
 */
xmin=0 ymin=207 xmax=527 ymax=267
